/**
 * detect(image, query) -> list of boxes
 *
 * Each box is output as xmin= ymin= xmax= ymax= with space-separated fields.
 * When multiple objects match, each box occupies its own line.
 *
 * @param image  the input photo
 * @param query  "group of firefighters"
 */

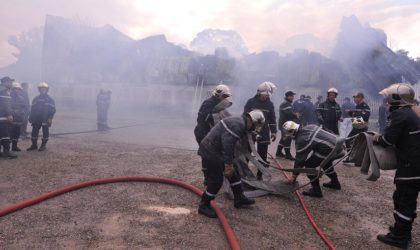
xmin=194 ymin=81 xmax=420 ymax=249
xmin=0 ymin=76 xmax=56 ymax=158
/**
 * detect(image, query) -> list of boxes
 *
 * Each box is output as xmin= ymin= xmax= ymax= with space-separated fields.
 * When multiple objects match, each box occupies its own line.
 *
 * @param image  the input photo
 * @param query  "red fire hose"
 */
xmin=0 ymin=176 xmax=240 ymax=250
xmin=268 ymin=153 xmax=336 ymax=250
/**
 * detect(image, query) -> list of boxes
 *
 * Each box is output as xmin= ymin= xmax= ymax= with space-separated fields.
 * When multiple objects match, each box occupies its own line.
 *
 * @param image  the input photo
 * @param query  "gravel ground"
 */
xmin=0 ymin=114 xmax=418 ymax=249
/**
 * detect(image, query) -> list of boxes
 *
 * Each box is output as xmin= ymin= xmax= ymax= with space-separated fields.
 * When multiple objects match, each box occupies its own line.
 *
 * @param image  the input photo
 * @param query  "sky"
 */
xmin=0 ymin=0 xmax=419 ymax=67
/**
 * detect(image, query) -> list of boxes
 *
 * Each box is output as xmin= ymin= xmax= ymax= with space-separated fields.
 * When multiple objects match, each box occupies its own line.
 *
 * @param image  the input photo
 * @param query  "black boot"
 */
xmin=11 ymin=141 xmax=21 ymax=152
xmin=276 ymin=146 xmax=285 ymax=158
xmin=389 ymin=226 xmax=412 ymax=241
xmin=38 ymin=140 xmax=47 ymax=151
xmin=285 ymin=149 xmax=295 ymax=161
xmin=302 ymin=178 xmax=323 ymax=198
xmin=234 ymin=193 xmax=255 ymax=208
xmin=377 ymin=233 xmax=409 ymax=249
xmin=323 ymin=173 xmax=341 ymax=190
xmin=27 ymin=139 xmax=38 ymax=151
xmin=198 ymin=193 xmax=217 ymax=218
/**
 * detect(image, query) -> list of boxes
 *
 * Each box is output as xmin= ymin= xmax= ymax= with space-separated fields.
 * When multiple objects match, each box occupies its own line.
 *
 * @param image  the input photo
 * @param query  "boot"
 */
xmin=11 ymin=142 xmax=21 ymax=152
xmin=285 ymin=149 xmax=295 ymax=161
xmin=323 ymin=173 xmax=341 ymax=190
xmin=27 ymin=139 xmax=38 ymax=151
xmin=38 ymin=140 xmax=47 ymax=151
xmin=389 ymin=226 xmax=412 ymax=241
xmin=234 ymin=193 xmax=255 ymax=208
xmin=198 ymin=193 xmax=217 ymax=218
xmin=302 ymin=188 xmax=323 ymax=198
xmin=3 ymin=151 xmax=17 ymax=159
xmin=276 ymin=146 xmax=285 ymax=158
xmin=377 ymin=233 xmax=409 ymax=249
xmin=302 ymin=178 xmax=323 ymax=198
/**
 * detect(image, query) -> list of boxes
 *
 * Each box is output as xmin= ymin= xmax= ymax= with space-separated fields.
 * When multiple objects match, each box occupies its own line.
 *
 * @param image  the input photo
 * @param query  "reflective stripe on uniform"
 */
xmin=395 ymin=176 xmax=420 ymax=181
xmin=394 ymin=210 xmax=413 ymax=221
xmin=313 ymin=152 xmax=327 ymax=159
xmin=221 ymin=120 xmax=240 ymax=139
xmin=409 ymin=130 xmax=420 ymax=135
xmin=230 ymin=181 xmax=241 ymax=186
xmin=313 ymin=137 xmax=335 ymax=150
xmin=296 ymin=127 xmax=322 ymax=153
xmin=382 ymin=135 xmax=393 ymax=146
xmin=205 ymin=190 xmax=217 ymax=197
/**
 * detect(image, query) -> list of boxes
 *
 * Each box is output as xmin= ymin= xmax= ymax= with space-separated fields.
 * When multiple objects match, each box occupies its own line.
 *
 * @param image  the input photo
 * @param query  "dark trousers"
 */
xmin=20 ymin=116 xmax=28 ymax=135
xmin=346 ymin=127 xmax=368 ymax=149
xmin=305 ymin=154 xmax=338 ymax=189
xmin=392 ymin=182 xmax=420 ymax=235
xmin=31 ymin=123 xmax=49 ymax=145
xmin=257 ymin=143 xmax=269 ymax=177
xmin=201 ymin=155 xmax=242 ymax=198
xmin=11 ymin=124 xmax=21 ymax=143
xmin=0 ymin=122 xmax=11 ymax=152
xmin=97 ymin=107 xmax=109 ymax=130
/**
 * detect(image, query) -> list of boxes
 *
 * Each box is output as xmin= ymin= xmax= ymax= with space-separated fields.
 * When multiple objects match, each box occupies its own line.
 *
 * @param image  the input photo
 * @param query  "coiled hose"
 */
xmin=0 ymin=176 xmax=240 ymax=250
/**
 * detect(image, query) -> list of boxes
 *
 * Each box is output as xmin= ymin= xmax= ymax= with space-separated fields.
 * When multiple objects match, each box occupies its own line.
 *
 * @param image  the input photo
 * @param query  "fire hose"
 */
xmin=0 ymin=176 xmax=240 ymax=250
xmin=268 ymin=152 xmax=336 ymax=250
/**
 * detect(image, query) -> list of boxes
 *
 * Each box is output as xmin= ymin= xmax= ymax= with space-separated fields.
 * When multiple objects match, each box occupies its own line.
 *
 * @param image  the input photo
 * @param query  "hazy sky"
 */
xmin=0 ymin=0 xmax=419 ymax=67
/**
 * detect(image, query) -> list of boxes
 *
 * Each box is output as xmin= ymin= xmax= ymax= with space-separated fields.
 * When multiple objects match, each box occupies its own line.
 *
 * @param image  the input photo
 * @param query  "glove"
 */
xmin=7 ymin=115 xmax=13 ymax=122
xmin=47 ymin=118 xmax=53 ymax=127
xmin=271 ymin=133 xmax=277 ymax=142
xmin=223 ymin=164 xmax=235 ymax=178
xmin=372 ymin=134 xmax=381 ymax=144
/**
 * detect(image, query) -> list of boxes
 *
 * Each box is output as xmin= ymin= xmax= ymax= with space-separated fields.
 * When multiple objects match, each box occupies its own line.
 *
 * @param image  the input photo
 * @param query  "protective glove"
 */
xmin=372 ymin=134 xmax=381 ymax=145
xmin=47 ymin=118 xmax=53 ymax=127
xmin=271 ymin=133 xmax=277 ymax=142
xmin=7 ymin=115 xmax=13 ymax=122
xmin=223 ymin=164 xmax=235 ymax=178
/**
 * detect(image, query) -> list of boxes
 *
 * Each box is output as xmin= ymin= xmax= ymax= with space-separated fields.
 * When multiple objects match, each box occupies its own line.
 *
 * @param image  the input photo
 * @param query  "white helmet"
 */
xmin=282 ymin=121 xmax=300 ymax=137
xmin=38 ymin=82 xmax=49 ymax=89
xmin=12 ymin=82 xmax=22 ymax=89
xmin=257 ymin=81 xmax=276 ymax=96
xmin=327 ymin=88 xmax=338 ymax=95
xmin=212 ymin=84 xmax=231 ymax=98
xmin=247 ymin=109 xmax=265 ymax=132
xmin=379 ymin=83 xmax=415 ymax=107
xmin=351 ymin=117 xmax=366 ymax=129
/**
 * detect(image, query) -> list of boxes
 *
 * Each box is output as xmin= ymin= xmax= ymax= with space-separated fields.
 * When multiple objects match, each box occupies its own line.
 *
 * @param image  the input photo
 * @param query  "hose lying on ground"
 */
xmin=0 ymin=176 xmax=240 ymax=250
xmin=268 ymin=153 xmax=336 ymax=250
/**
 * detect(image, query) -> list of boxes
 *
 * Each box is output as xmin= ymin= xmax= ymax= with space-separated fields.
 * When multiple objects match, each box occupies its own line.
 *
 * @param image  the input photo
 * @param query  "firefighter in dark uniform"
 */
xmin=276 ymin=90 xmax=298 ymax=160
xmin=198 ymin=110 xmax=265 ymax=218
xmin=317 ymin=88 xmax=342 ymax=135
xmin=194 ymin=84 xmax=232 ymax=185
xmin=243 ymin=82 xmax=277 ymax=179
xmin=10 ymin=82 xmax=27 ymax=151
xmin=0 ymin=76 xmax=17 ymax=158
xmin=373 ymin=83 xmax=420 ymax=249
xmin=27 ymin=82 xmax=56 ymax=152
xmin=344 ymin=92 xmax=371 ymax=152
xmin=283 ymin=121 xmax=344 ymax=197
xmin=96 ymin=89 xmax=111 ymax=131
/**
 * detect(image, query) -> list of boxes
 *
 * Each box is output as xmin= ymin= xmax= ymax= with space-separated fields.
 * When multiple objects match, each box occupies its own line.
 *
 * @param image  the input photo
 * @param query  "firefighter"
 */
xmin=194 ymin=84 xmax=232 ymax=185
xmin=345 ymin=92 xmax=371 ymax=150
xmin=339 ymin=97 xmax=355 ymax=138
xmin=283 ymin=120 xmax=344 ymax=198
xmin=373 ymin=83 xmax=420 ymax=249
xmin=316 ymin=88 xmax=342 ymax=135
xmin=96 ymin=89 xmax=111 ymax=131
xmin=276 ymin=91 xmax=298 ymax=160
xmin=197 ymin=110 xmax=265 ymax=218
xmin=10 ymin=82 xmax=27 ymax=151
xmin=0 ymin=76 xmax=17 ymax=159
xmin=27 ymin=82 xmax=56 ymax=151
xmin=243 ymin=82 xmax=277 ymax=179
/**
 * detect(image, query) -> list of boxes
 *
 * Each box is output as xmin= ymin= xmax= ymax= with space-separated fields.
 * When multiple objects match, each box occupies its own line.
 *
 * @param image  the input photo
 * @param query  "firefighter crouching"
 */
xmin=197 ymin=110 xmax=265 ymax=218
xmin=283 ymin=121 xmax=344 ymax=198
xmin=373 ymin=83 xmax=420 ymax=249
xmin=27 ymin=82 xmax=56 ymax=152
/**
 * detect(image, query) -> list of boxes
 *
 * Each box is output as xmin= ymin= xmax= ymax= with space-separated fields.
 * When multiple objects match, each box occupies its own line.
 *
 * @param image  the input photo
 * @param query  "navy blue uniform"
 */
xmin=29 ymin=94 xmax=56 ymax=147
xmin=317 ymin=100 xmax=341 ymax=135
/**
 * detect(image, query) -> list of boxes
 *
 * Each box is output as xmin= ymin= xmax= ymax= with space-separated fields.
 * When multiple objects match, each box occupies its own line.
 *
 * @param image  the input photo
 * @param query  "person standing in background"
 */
xmin=339 ymin=97 xmax=355 ymax=138
xmin=96 ymin=89 xmax=111 ymax=131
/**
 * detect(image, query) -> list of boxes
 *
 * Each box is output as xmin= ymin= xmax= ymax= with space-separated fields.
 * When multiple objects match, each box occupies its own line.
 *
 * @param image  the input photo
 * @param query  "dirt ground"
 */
xmin=0 ymin=112 xmax=419 ymax=249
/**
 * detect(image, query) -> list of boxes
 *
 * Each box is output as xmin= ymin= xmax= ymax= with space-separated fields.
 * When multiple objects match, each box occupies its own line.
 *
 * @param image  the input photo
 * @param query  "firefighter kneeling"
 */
xmin=283 ymin=121 xmax=344 ymax=198
xmin=197 ymin=110 xmax=265 ymax=218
